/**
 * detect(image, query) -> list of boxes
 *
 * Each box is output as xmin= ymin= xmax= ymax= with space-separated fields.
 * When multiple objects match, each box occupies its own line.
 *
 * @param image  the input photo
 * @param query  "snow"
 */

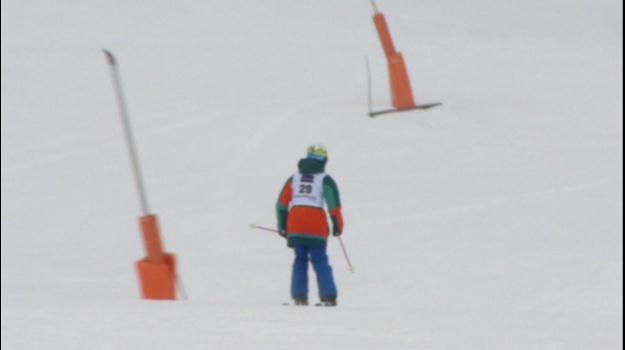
xmin=1 ymin=0 xmax=622 ymax=349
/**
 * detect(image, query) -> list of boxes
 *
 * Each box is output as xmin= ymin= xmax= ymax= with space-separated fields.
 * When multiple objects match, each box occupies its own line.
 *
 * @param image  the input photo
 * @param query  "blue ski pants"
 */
xmin=291 ymin=244 xmax=337 ymax=300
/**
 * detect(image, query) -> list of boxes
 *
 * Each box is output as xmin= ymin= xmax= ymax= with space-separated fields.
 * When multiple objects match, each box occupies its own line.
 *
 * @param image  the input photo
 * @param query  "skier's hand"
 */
xmin=329 ymin=209 xmax=344 ymax=237
xmin=331 ymin=224 xmax=342 ymax=237
xmin=277 ymin=210 xmax=288 ymax=238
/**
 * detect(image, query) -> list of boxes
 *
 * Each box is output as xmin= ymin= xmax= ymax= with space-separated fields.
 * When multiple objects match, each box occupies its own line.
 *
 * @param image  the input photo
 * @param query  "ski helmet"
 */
xmin=306 ymin=144 xmax=328 ymax=161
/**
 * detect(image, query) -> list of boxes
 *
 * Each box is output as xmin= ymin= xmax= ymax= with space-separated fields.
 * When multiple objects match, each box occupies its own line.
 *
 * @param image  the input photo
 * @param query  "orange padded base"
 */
xmin=136 ymin=253 xmax=176 ymax=300
xmin=388 ymin=53 xmax=416 ymax=110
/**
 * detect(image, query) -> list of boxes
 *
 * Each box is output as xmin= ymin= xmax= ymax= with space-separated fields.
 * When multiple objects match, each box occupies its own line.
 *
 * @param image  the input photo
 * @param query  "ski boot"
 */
xmin=293 ymin=297 xmax=308 ymax=306
xmin=316 ymin=297 xmax=337 ymax=307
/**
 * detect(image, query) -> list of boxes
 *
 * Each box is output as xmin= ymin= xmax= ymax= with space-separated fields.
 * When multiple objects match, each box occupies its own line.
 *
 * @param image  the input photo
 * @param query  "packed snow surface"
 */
xmin=1 ymin=0 xmax=622 ymax=349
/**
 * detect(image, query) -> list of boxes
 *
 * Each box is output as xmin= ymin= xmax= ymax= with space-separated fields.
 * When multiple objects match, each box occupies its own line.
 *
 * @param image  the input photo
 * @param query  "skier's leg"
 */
xmin=310 ymin=246 xmax=337 ymax=302
xmin=290 ymin=245 xmax=309 ymax=302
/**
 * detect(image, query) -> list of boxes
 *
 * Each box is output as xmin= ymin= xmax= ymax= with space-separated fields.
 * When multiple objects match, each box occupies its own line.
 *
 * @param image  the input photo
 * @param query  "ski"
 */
xmin=282 ymin=302 xmax=308 ymax=306
xmin=369 ymin=102 xmax=443 ymax=117
xmin=315 ymin=303 xmax=338 ymax=307
xmin=282 ymin=302 xmax=336 ymax=307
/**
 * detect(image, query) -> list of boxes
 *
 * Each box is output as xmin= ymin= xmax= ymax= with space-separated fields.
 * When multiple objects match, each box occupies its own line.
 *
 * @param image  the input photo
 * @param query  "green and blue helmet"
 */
xmin=306 ymin=143 xmax=328 ymax=161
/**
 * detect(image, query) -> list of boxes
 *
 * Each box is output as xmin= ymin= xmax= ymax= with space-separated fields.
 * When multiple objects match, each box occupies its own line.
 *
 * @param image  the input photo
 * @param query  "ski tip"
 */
xmin=102 ymin=49 xmax=117 ymax=66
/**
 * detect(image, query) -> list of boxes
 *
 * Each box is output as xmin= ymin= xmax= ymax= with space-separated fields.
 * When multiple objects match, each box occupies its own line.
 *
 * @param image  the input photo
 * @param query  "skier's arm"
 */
xmin=276 ymin=178 xmax=293 ymax=235
xmin=323 ymin=176 xmax=344 ymax=236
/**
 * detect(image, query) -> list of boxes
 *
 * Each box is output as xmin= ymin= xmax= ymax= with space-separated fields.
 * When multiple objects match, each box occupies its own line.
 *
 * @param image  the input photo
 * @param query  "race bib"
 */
xmin=290 ymin=173 xmax=326 ymax=208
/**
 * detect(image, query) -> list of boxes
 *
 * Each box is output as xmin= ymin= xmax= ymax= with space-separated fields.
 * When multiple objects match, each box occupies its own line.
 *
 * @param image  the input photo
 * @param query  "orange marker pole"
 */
xmin=104 ymin=49 xmax=178 ymax=300
xmin=103 ymin=50 xmax=151 ymax=217
xmin=140 ymin=214 xmax=165 ymax=263
xmin=373 ymin=13 xmax=397 ymax=57
xmin=371 ymin=5 xmax=416 ymax=110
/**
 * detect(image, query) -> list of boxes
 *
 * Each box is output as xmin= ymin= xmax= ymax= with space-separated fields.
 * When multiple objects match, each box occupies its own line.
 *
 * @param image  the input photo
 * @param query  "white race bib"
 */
xmin=290 ymin=173 xmax=326 ymax=208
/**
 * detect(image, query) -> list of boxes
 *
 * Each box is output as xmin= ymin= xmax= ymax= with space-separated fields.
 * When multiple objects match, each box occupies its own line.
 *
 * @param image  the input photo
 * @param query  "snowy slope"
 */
xmin=1 ymin=0 xmax=622 ymax=349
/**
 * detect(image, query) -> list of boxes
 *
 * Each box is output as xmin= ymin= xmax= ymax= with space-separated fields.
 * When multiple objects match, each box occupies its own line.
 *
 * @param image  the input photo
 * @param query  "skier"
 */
xmin=276 ymin=144 xmax=344 ymax=306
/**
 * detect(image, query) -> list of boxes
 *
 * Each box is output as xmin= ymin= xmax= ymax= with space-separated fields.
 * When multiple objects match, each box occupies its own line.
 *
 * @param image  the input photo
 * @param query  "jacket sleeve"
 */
xmin=323 ymin=175 xmax=344 ymax=233
xmin=276 ymin=177 xmax=293 ymax=232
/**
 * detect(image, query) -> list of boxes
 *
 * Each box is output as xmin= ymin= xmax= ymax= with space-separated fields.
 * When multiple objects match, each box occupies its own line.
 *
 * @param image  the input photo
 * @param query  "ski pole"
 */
xmin=249 ymin=224 xmax=279 ymax=233
xmin=337 ymin=236 xmax=355 ymax=273
xmin=249 ymin=224 xmax=287 ymax=239
xmin=251 ymin=224 xmax=354 ymax=272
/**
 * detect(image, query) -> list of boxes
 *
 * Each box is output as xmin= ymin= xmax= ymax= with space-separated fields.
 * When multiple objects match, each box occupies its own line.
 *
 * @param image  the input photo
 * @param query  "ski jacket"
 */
xmin=276 ymin=158 xmax=344 ymax=247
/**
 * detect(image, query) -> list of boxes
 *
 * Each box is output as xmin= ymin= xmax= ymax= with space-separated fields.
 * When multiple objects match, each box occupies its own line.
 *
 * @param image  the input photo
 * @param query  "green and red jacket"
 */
xmin=276 ymin=158 xmax=344 ymax=247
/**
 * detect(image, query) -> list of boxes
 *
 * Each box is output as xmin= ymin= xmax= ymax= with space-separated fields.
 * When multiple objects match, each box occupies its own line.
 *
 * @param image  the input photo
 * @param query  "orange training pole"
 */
xmin=140 ymin=214 xmax=165 ymax=263
xmin=371 ymin=8 xmax=416 ymax=110
xmin=104 ymin=49 xmax=178 ymax=300
xmin=373 ymin=13 xmax=397 ymax=57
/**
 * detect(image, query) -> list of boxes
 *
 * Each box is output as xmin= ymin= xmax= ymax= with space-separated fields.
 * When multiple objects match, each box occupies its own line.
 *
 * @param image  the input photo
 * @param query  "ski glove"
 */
xmin=331 ymin=216 xmax=342 ymax=236
xmin=330 ymin=207 xmax=344 ymax=237
xmin=277 ymin=208 xmax=288 ymax=237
